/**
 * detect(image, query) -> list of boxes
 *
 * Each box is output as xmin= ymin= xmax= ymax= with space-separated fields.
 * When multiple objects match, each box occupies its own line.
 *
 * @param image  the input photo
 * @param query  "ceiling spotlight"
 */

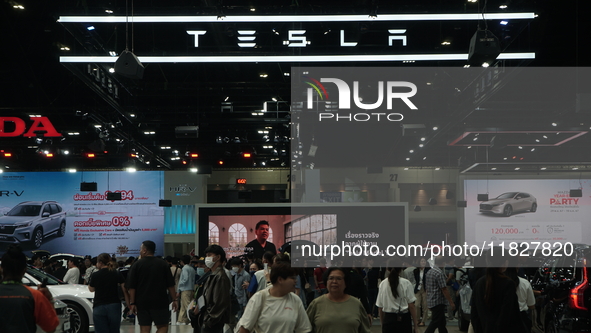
xmin=109 ymin=68 xmax=115 ymax=73
xmin=259 ymin=73 xmax=268 ymax=78
xmin=432 ymin=126 xmax=438 ymax=130
xmin=406 ymin=158 xmax=410 ymax=161
xmin=409 ymin=150 xmax=414 ymax=153
xmin=68 ymin=168 xmax=77 ymax=173
xmin=572 ymin=167 xmax=579 ymax=170
xmin=190 ymin=168 xmax=198 ymax=173
xmin=105 ymin=9 xmax=114 ymax=14
xmin=87 ymin=25 xmax=95 ymax=31
xmin=540 ymin=167 xmax=547 ymax=170
xmin=419 ymin=144 xmax=424 ymax=148
xmin=491 ymin=167 xmax=497 ymax=170
xmin=500 ymin=21 xmax=508 ymax=25
xmin=420 ymin=137 xmax=426 ymax=141
xmin=423 ymin=157 xmax=427 ymax=160
xmin=515 ymin=167 xmax=520 ymax=170
xmin=499 ymin=4 xmax=508 ymax=9
xmin=249 ymin=8 xmax=256 ymax=11
xmin=435 ymin=167 xmax=440 ymax=170
xmin=441 ymin=41 xmax=451 ymax=45
xmin=283 ymin=72 xmax=290 ymax=76
xmin=404 ymin=168 xmax=409 ymax=170
xmin=552 ymin=122 xmax=557 ymax=126
xmin=531 ymin=148 xmax=536 ymax=152
xmin=482 ymin=62 xmax=490 ymax=68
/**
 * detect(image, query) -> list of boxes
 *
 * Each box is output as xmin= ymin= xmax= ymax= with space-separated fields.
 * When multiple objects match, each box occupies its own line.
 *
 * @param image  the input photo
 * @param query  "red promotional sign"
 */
xmin=236 ymin=178 xmax=247 ymax=184
xmin=0 ymin=116 xmax=62 ymax=137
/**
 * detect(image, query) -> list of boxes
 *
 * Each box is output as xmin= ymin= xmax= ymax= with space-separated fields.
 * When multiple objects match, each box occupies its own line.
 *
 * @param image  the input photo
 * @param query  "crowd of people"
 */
xmin=1 ymin=220 xmax=538 ymax=333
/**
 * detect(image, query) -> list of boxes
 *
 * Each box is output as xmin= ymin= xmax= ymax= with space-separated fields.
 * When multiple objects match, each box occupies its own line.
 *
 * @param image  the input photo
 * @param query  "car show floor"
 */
xmin=118 ymin=318 xmax=466 ymax=332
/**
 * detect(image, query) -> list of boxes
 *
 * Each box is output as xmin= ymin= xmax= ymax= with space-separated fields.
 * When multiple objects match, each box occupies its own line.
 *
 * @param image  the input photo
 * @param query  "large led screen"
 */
xmin=198 ymin=203 xmax=407 ymax=267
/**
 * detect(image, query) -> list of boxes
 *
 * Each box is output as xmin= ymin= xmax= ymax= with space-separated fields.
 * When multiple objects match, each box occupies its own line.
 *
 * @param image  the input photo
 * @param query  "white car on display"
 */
xmin=23 ymin=265 xmax=94 ymax=333
xmin=478 ymin=192 xmax=537 ymax=217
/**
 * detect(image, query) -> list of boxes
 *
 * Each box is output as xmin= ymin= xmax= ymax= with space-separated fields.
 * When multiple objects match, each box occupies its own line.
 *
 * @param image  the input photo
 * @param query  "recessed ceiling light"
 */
xmin=432 ymin=126 xmax=438 ymax=130
xmin=515 ymin=167 xmax=520 ymax=170
xmin=404 ymin=168 xmax=409 ymax=170
xmin=540 ymin=167 xmax=547 ymax=170
xmin=552 ymin=122 xmax=557 ymax=126
xmin=419 ymin=144 xmax=424 ymax=148
xmin=420 ymin=137 xmax=426 ymax=141
xmin=491 ymin=167 xmax=497 ymax=170
xmin=406 ymin=158 xmax=410 ymax=161
xmin=572 ymin=167 xmax=579 ymax=170
xmin=435 ymin=167 xmax=440 ymax=170
xmin=409 ymin=150 xmax=414 ymax=153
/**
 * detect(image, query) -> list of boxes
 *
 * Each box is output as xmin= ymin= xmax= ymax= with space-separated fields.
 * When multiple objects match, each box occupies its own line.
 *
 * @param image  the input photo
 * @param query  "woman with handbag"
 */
xmin=376 ymin=259 xmax=420 ymax=333
xmin=236 ymin=261 xmax=311 ymax=333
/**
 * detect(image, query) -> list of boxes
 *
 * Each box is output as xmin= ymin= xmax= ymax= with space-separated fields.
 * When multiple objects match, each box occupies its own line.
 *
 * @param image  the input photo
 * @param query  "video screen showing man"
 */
xmin=244 ymin=220 xmax=277 ymax=260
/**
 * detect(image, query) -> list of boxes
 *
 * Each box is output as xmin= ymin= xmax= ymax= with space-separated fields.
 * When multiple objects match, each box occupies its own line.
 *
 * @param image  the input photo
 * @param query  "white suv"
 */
xmin=23 ymin=265 xmax=94 ymax=333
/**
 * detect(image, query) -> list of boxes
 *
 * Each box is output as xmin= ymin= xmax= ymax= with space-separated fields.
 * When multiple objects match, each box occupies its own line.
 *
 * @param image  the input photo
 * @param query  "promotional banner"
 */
xmin=0 ymin=171 xmax=164 ymax=257
xmin=464 ymin=179 xmax=591 ymax=246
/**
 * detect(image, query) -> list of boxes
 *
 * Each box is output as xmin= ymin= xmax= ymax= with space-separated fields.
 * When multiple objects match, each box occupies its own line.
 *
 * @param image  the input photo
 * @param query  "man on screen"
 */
xmin=244 ymin=220 xmax=277 ymax=260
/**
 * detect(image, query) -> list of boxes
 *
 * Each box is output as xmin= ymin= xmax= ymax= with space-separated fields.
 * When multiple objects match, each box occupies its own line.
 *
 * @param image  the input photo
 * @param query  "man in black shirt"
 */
xmin=127 ymin=240 xmax=177 ymax=333
xmin=244 ymin=220 xmax=277 ymax=260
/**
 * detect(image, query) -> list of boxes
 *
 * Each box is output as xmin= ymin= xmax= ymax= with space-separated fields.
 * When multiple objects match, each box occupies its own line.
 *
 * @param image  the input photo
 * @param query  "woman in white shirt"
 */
xmin=236 ymin=262 xmax=311 ymax=333
xmin=63 ymin=258 xmax=81 ymax=284
xmin=376 ymin=259 xmax=420 ymax=333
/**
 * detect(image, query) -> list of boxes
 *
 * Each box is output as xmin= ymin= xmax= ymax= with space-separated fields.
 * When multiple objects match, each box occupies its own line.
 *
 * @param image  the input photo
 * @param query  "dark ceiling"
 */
xmin=0 ymin=0 xmax=589 ymax=173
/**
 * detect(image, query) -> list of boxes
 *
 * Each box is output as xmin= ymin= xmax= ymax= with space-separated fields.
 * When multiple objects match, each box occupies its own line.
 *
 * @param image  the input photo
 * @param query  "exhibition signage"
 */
xmin=58 ymin=13 xmax=535 ymax=63
xmin=464 ymin=179 xmax=591 ymax=246
xmin=0 ymin=171 xmax=164 ymax=257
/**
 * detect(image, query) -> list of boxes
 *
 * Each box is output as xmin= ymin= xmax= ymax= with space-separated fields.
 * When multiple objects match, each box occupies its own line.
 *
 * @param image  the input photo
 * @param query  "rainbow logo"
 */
xmin=303 ymin=77 xmax=329 ymax=100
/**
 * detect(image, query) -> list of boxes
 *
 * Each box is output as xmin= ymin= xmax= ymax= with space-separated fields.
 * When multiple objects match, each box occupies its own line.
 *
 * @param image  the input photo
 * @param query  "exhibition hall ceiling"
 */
xmin=0 ymin=0 xmax=588 ymax=173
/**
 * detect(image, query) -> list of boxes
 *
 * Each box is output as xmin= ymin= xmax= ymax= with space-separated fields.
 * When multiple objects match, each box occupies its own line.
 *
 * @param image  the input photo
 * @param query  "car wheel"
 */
xmin=32 ymin=228 xmax=43 ymax=248
xmin=531 ymin=203 xmax=537 ymax=212
xmin=503 ymin=205 xmax=513 ymax=217
xmin=64 ymin=301 xmax=89 ymax=333
xmin=58 ymin=221 xmax=66 ymax=237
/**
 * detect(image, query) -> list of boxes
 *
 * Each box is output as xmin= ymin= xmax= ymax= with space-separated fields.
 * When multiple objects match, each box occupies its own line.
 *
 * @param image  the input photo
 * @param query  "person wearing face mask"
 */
xmin=230 ymin=258 xmax=250 ymax=320
xmin=195 ymin=245 xmax=232 ymax=333
xmin=177 ymin=255 xmax=196 ymax=325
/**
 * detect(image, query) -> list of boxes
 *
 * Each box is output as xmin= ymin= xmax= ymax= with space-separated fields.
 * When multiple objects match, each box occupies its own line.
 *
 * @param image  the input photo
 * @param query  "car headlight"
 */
xmin=491 ymin=203 xmax=505 ymax=207
xmin=15 ymin=222 xmax=33 ymax=228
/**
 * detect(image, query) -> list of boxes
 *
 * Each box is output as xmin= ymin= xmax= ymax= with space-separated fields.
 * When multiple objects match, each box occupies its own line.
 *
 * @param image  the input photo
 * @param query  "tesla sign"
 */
xmin=0 ymin=116 xmax=62 ymax=138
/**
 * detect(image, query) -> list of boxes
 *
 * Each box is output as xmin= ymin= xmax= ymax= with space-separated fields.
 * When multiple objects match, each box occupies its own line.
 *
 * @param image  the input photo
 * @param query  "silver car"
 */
xmin=0 ymin=201 xmax=67 ymax=248
xmin=479 ymin=192 xmax=537 ymax=217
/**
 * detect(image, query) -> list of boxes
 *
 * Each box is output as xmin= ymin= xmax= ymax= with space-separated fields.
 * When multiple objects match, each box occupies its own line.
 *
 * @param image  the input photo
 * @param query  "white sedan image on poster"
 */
xmin=464 ymin=179 xmax=591 ymax=246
